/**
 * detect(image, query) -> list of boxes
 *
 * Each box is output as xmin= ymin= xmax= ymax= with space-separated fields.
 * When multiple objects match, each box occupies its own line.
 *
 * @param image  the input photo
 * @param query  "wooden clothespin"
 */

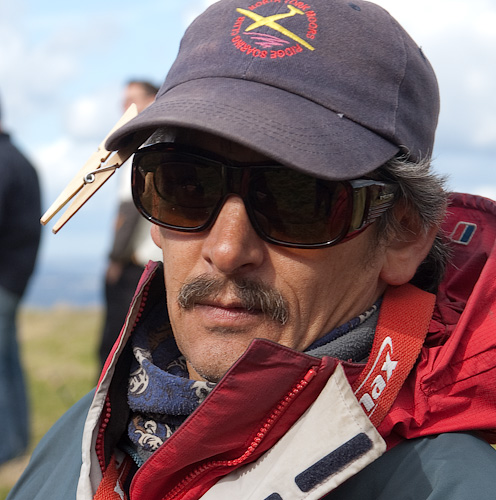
xmin=41 ymin=104 xmax=145 ymax=233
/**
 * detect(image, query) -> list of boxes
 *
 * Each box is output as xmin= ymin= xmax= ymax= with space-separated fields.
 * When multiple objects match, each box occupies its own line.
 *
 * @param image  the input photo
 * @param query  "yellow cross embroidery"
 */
xmin=236 ymin=5 xmax=315 ymax=51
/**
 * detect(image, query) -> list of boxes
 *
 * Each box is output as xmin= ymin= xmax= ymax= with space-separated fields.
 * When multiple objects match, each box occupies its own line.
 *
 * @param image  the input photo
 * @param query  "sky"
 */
xmin=1 ymin=0 xmax=495 ymax=306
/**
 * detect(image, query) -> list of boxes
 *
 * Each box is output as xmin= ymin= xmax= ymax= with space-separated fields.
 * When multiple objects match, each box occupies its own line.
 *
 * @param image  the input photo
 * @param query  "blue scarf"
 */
xmin=125 ymin=301 xmax=379 ymax=465
xmin=125 ymin=305 xmax=215 ymax=464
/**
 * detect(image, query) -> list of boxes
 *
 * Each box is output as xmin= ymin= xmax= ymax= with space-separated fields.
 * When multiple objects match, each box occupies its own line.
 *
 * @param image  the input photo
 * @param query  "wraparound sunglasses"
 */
xmin=131 ymin=143 xmax=397 ymax=249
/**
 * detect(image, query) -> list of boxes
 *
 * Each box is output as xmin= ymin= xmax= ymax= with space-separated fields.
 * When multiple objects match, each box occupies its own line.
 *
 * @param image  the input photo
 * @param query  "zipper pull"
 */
xmin=303 ymin=367 xmax=318 ymax=384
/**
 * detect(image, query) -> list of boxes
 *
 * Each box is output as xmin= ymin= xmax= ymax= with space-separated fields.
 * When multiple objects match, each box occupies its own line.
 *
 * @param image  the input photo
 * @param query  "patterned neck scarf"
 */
xmin=125 ymin=301 xmax=379 ymax=465
xmin=125 ymin=307 xmax=215 ymax=465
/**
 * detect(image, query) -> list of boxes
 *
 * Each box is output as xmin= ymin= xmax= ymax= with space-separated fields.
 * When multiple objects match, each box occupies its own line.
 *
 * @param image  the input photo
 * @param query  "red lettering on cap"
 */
xmin=232 ymin=2 xmax=317 ymax=57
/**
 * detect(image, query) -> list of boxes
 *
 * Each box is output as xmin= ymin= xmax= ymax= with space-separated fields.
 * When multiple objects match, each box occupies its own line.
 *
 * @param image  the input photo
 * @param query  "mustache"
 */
xmin=177 ymin=274 xmax=289 ymax=325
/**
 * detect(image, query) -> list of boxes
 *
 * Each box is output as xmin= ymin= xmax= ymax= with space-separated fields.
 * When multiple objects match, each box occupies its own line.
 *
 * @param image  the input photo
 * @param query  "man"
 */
xmin=98 ymin=80 xmax=162 ymax=368
xmin=8 ymin=0 xmax=496 ymax=498
xmin=0 ymin=96 xmax=41 ymax=464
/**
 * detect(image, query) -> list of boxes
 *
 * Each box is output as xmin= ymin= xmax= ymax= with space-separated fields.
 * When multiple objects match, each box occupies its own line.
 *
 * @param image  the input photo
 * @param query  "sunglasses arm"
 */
xmin=346 ymin=180 xmax=397 ymax=237
xmin=40 ymin=104 xmax=143 ymax=234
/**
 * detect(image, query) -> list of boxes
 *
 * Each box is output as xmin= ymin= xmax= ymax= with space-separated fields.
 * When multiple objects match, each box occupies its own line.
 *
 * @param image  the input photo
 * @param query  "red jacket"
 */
xmin=383 ymin=193 xmax=496 ymax=445
xmin=82 ymin=193 xmax=496 ymax=500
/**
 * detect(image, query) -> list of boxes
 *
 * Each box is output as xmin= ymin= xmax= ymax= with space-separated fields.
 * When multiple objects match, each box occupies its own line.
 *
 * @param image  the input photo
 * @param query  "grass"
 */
xmin=0 ymin=306 xmax=102 ymax=499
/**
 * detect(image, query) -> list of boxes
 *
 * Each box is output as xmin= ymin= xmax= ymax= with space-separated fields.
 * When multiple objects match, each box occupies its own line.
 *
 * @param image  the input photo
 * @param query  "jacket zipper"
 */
xmin=95 ymin=282 xmax=151 ymax=471
xmin=161 ymin=366 xmax=319 ymax=500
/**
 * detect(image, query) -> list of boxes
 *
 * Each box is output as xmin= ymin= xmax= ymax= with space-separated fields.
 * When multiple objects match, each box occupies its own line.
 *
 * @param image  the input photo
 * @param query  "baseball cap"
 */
xmin=106 ymin=0 xmax=440 ymax=180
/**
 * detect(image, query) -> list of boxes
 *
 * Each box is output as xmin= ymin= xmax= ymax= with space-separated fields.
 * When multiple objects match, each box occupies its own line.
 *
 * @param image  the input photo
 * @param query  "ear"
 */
xmin=379 ymin=207 xmax=438 ymax=287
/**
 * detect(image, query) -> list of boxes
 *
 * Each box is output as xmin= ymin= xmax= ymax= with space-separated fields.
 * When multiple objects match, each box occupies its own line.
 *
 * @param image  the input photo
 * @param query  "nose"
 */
xmin=201 ymin=196 xmax=265 ymax=275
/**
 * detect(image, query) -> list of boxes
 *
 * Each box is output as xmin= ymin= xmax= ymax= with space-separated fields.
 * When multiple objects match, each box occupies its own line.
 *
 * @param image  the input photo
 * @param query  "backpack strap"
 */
xmin=352 ymin=283 xmax=436 ymax=428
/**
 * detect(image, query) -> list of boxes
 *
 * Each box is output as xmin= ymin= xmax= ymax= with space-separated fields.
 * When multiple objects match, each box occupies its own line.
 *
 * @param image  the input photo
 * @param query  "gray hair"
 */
xmin=372 ymin=155 xmax=451 ymax=293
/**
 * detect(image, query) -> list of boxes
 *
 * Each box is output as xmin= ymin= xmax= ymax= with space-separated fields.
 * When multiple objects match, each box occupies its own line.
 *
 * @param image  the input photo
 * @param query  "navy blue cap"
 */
xmin=106 ymin=0 xmax=440 ymax=180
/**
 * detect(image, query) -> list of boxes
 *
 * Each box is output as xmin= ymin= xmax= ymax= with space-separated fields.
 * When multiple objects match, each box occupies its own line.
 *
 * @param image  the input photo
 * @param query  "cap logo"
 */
xmin=231 ymin=2 xmax=317 ymax=59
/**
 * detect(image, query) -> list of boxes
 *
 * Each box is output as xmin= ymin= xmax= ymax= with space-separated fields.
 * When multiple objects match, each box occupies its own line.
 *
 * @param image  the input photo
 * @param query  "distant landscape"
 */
xmin=23 ymin=257 xmax=105 ymax=309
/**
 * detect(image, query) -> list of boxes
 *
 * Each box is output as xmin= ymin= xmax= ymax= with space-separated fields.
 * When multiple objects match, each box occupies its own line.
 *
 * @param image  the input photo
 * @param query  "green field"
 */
xmin=0 ymin=306 xmax=102 ymax=499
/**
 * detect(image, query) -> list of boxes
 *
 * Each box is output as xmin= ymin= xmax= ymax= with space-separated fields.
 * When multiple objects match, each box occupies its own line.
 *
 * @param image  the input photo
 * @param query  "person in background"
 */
xmin=0 ymin=94 xmax=41 ymax=464
xmin=98 ymin=80 xmax=161 ymax=368
xmin=7 ymin=1 xmax=496 ymax=498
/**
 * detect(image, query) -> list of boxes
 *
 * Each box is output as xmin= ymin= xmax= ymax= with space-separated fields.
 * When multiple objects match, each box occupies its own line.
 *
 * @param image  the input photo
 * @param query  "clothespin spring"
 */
xmin=84 ymin=164 xmax=119 ymax=184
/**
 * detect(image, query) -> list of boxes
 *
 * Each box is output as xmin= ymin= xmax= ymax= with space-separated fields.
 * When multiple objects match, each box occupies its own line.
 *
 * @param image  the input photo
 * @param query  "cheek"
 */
xmin=158 ymin=230 xmax=205 ymax=295
xmin=281 ymin=261 xmax=339 ymax=323
xmin=274 ymin=235 xmax=385 ymax=329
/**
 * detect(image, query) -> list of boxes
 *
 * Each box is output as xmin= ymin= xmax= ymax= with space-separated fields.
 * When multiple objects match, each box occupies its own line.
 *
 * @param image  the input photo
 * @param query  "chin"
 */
xmin=188 ymin=360 xmax=232 ymax=383
xmin=184 ymin=341 xmax=251 ymax=383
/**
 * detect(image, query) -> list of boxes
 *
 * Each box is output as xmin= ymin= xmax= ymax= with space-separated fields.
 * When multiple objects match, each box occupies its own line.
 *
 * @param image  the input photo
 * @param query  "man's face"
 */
xmin=150 ymin=129 xmax=390 ymax=382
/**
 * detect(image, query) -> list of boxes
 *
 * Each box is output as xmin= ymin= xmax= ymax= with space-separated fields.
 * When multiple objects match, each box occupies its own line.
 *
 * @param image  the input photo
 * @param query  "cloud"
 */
xmin=34 ymin=89 xmax=122 ymax=207
xmin=374 ymin=0 xmax=496 ymax=156
xmin=63 ymin=87 xmax=122 ymax=141
xmin=35 ymin=137 xmax=96 ymax=203
xmin=182 ymin=0 xmax=220 ymax=27
xmin=0 ymin=1 xmax=115 ymax=141
xmin=473 ymin=186 xmax=496 ymax=201
xmin=5 ymin=0 xmax=495 ymax=309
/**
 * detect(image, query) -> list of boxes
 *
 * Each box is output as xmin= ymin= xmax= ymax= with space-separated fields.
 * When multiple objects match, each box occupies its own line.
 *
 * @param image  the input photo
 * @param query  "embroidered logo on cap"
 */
xmin=231 ymin=1 xmax=317 ymax=59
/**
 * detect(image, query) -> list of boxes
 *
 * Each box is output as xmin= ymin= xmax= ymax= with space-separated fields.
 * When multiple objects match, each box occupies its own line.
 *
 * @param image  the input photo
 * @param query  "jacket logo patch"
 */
xmin=354 ymin=337 xmax=398 ymax=416
xmin=231 ymin=2 xmax=317 ymax=59
xmin=449 ymin=221 xmax=477 ymax=245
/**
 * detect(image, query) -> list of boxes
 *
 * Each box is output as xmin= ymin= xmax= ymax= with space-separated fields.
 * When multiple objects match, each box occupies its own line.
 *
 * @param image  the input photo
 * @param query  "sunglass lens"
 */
xmin=135 ymin=152 xmax=223 ymax=229
xmin=249 ymin=169 xmax=350 ymax=246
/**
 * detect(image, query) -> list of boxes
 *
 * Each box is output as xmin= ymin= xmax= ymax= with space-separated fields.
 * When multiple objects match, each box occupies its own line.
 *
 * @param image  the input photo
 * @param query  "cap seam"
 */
xmin=390 ymin=19 xmax=408 ymax=142
xmin=153 ymin=96 xmax=377 ymax=149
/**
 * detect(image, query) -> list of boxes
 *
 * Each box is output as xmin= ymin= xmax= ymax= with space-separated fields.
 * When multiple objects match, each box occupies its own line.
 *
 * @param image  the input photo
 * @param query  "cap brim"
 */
xmin=106 ymin=77 xmax=399 ymax=180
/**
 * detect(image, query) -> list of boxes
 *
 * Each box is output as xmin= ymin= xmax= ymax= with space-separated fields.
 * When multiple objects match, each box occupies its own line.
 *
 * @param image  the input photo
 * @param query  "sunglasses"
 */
xmin=131 ymin=143 xmax=397 ymax=249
